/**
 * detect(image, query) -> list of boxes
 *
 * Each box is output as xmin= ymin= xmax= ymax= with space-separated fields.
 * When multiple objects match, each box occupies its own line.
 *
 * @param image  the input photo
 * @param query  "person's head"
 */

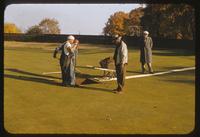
xmin=143 ymin=31 xmax=149 ymax=38
xmin=112 ymin=34 xmax=122 ymax=46
xmin=67 ymin=35 xmax=75 ymax=44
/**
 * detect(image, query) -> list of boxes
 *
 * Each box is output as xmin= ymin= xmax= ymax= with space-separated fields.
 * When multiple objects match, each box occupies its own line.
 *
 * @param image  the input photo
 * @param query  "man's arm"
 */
xmin=66 ymin=44 xmax=77 ymax=53
xmin=71 ymin=40 xmax=79 ymax=51
xmin=66 ymin=40 xmax=79 ymax=54
xmin=71 ymin=43 xmax=78 ymax=51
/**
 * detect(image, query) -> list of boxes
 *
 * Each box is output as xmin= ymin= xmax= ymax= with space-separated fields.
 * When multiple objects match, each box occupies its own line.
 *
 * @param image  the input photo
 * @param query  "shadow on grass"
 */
xmin=155 ymin=68 xmax=195 ymax=85
xmin=126 ymin=70 xmax=142 ymax=74
xmin=5 ymin=68 xmax=61 ymax=80
xmin=4 ymin=68 xmax=113 ymax=92
xmin=76 ymin=66 xmax=105 ymax=77
xmin=76 ymin=71 xmax=102 ymax=79
xmin=148 ymin=66 xmax=195 ymax=75
xmin=160 ymin=67 xmax=195 ymax=77
xmin=4 ymin=74 xmax=61 ymax=87
xmin=163 ymin=79 xmax=194 ymax=85
xmin=153 ymin=49 xmax=194 ymax=56
xmin=5 ymin=47 xmax=52 ymax=53
xmin=4 ymin=73 xmax=113 ymax=93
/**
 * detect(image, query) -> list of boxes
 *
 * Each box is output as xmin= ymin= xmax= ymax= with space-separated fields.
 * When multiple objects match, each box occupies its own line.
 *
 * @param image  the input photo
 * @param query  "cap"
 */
xmin=113 ymin=34 xmax=122 ymax=42
xmin=143 ymin=31 xmax=149 ymax=35
xmin=67 ymin=35 xmax=75 ymax=40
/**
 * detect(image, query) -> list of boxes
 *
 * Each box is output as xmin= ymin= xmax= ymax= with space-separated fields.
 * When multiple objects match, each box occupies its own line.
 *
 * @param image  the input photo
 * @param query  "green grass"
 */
xmin=4 ymin=41 xmax=195 ymax=134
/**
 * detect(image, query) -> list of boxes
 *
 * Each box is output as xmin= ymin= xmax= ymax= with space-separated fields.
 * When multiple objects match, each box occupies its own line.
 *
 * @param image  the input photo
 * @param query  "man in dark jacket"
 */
xmin=140 ymin=31 xmax=154 ymax=74
xmin=113 ymin=35 xmax=128 ymax=94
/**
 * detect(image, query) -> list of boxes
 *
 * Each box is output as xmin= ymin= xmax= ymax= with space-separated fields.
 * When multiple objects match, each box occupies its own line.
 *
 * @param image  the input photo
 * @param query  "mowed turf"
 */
xmin=4 ymin=41 xmax=195 ymax=134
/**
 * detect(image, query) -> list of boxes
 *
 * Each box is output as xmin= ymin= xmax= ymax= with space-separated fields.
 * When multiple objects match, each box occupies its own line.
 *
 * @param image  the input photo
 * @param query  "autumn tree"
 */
xmin=39 ymin=18 xmax=61 ymax=34
xmin=26 ymin=18 xmax=61 ymax=34
xmin=26 ymin=25 xmax=43 ymax=34
xmin=4 ymin=23 xmax=22 ymax=33
xmin=103 ymin=11 xmax=129 ymax=36
xmin=128 ymin=7 xmax=144 ymax=36
xmin=103 ymin=4 xmax=194 ymax=39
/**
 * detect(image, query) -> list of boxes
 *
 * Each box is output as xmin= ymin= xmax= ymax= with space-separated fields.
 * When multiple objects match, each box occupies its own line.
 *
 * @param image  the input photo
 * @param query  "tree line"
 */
xmin=103 ymin=4 xmax=195 ymax=40
xmin=4 ymin=18 xmax=61 ymax=35
xmin=4 ymin=4 xmax=195 ymax=40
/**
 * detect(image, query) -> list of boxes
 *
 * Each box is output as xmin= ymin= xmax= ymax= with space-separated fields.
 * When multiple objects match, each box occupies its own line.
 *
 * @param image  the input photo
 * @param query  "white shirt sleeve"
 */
xmin=64 ymin=42 xmax=71 ymax=55
xmin=65 ymin=42 xmax=71 ymax=48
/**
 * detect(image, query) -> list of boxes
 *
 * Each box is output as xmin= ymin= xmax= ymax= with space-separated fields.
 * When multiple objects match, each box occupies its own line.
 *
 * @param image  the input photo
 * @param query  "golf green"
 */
xmin=4 ymin=41 xmax=195 ymax=134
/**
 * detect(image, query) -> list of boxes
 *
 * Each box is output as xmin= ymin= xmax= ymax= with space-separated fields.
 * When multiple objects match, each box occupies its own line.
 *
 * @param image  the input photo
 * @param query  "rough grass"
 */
xmin=4 ymin=41 xmax=195 ymax=134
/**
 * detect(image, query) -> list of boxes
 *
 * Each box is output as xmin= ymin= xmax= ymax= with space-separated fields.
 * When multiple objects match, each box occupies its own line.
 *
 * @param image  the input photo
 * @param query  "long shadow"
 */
xmin=154 ymin=68 xmax=195 ymax=85
xmin=76 ymin=66 xmax=104 ymax=78
xmin=126 ymin=70 xmax=142 ymax=74
xmin=153 ymin=49 xmax=194 ymax=56
xmin=5 ymin=47 xmax=47 ymax=53
xmin=76 ymin=71 xmax=102 ymax=79
xmin=163 ymin=79 xmax=194 ymax=85
xmin=159 ymin=67 xmax=195 ymax=76
xmin=5 ymin=68 xmax=61 ymax=80
xmin=4 ymin=74 xmax=61 ymax=87
xmin=5 ymin=73 xmax=114 ymax=93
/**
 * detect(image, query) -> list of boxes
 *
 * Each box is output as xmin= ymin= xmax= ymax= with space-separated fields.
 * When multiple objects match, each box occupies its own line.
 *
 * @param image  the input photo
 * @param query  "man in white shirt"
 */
xmin=113 ymin=35 xmax=128 ymax=94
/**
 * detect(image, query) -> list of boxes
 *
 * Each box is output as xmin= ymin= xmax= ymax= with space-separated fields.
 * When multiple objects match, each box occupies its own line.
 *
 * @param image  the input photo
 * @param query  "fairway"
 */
xmin=4 ymin=41 xmax=195 ymax=134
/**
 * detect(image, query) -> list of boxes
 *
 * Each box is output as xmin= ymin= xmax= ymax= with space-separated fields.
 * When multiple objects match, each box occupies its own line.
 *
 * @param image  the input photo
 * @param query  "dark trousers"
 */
xmin=115 ymin=64 xmax=126 ymax=91
xmin=60 ymin=55 xmax=71 ymax=85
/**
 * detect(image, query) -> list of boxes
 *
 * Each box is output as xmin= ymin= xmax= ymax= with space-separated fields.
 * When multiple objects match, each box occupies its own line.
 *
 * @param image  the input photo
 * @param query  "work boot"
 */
xmin=147 ymin=63 xmax=153 ymax=74
xmin=148 ymin=68 xmax=154 ymax=74
xmin=141 ymin=64 xmax=146 ymax=73
xmin=113 ymin=90 xmax=124 ymax=94
xmin=150 ymin=71 xmax=154 ymax=74
xmin=113 ymin=87 xmax=123 ymax=94
xmin=141 ymin=68 xmax=146 ymax=74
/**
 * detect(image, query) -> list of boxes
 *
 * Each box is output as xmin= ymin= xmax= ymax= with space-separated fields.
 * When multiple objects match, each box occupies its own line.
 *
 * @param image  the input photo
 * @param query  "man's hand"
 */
xmin=74 ymin=39 xmax=79 ymax=45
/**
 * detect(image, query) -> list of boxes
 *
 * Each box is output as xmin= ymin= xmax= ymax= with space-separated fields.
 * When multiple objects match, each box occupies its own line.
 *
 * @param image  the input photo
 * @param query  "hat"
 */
xmin=143 ymin=31 xmax=149 ymax=35
xmin=113 ymin=34 xmax=122 ymax=41
xmin=114 ymin=34 xmax=119 ymax=38
xmin=67 ymin=35 xmax=75 ymax=40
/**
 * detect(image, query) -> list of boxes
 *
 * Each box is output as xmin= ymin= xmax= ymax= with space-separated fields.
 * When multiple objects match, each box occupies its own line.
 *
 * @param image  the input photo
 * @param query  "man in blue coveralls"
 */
xmin=53 ymin=35 xmax=79 ymax=87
